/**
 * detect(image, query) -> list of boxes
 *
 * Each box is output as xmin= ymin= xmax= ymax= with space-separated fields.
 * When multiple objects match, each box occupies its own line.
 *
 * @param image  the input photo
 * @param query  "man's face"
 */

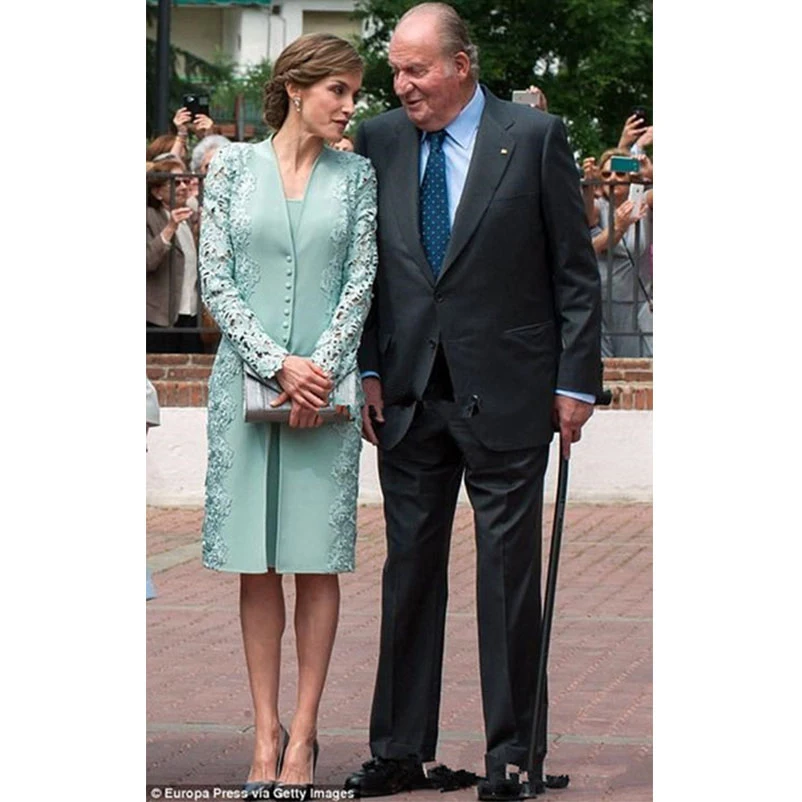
xmin=389 ymin=15 xmax=469 ymax=132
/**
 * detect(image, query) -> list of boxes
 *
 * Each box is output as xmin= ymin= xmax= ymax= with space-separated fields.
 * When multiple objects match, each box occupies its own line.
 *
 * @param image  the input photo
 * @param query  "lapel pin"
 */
xmin=500 ymin=148 xmax=508 ymax=155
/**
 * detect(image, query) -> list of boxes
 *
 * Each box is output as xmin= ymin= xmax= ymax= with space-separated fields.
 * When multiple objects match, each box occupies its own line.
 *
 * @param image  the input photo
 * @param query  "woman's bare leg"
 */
xmin=240 ymin=570 xmax=286 ymax=783
xmin=279 ymin=573 xmax=340 ymax=784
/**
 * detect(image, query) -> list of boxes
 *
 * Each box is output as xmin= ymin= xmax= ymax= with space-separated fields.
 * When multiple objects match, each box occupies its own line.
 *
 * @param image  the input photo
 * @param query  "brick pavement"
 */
xmin=147 ymin=502 xmax=652 ymax=801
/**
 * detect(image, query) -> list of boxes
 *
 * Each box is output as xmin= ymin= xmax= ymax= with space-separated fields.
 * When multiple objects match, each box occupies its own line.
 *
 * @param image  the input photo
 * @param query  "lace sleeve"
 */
xmin=198 ymin=146 xmax=288 ymax=378
xmin=310 ymin=160 xmax=378 ymax=383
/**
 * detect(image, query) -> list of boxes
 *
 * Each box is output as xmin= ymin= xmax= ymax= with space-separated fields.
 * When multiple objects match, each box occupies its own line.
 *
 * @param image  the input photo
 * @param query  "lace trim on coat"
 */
xmin=326 ymin=418 xmax=362 ymax=573
xmin=199 ymin=144 xmax=289 ymax=380
xmin=202 ymin=340 xmax=236 ymax=569
xmin=199 ymin=144 xmax=278 ymax=569
xmin=311 ymin=158 xmax=377 ymax=418
xmin=314 ymin=156 xmax=377 ymax=573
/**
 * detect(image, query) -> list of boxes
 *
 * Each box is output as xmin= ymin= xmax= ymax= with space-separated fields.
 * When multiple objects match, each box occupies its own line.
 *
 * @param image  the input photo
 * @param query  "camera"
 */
xmin=511 ymin=89 xmax=543 ymax=108
xmin=182 ymin=93 xmax=210 ymax=119
xmin=630 ymin=106 xmax=649 ymax=126
xmin=609 ymin=155 xmax=640 ymax=173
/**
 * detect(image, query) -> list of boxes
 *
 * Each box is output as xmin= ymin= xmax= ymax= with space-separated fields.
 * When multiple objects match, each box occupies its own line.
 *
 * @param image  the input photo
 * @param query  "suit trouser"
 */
xmin=369 ymin=397 xmax=550 ymax=779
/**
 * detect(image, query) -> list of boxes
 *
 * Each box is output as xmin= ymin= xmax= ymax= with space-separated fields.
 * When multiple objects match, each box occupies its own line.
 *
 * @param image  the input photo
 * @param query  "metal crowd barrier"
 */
xmin=147 ymin=173 xmax=653 ymax=358
xmin=581 ymin=178 xmax=653 ymax=358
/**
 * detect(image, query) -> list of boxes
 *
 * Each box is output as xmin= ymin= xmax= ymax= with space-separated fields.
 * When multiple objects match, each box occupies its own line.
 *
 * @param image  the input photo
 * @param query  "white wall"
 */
xmin=146 ymin=409 xmax=652 ymax=507
xmin=146 ymin=3 xmax=361 ymax=72
xmin=267 ymin=0 xmax=360 ymax=61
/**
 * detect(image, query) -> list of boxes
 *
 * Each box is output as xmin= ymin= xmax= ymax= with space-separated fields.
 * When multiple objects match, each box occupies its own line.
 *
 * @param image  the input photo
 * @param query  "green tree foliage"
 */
xmin=145 ymin=37 xmax=231 ymax=138
xmin=353 ymin=0 xmax=652 ymax=159
xmin=146 ymin=8 xmax=273 ymax=139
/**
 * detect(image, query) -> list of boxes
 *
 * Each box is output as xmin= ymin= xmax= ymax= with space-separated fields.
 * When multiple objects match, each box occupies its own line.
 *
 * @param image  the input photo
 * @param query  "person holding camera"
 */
xmin=146 ymin=107 xmax=216 ymax=163
xmin=197 ymin=33 xmax=377 ymax=796
xmin=589 ymin=147 xmax=653 ymax=357
xmin=146 ymin=154 xmax=203 ymax=353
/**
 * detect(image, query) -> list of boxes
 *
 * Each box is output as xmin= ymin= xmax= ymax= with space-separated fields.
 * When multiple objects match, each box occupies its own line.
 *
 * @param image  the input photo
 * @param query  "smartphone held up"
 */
xmin=511 ymin=88 xmax=547 ymax=111
xmin=182 ymin=93 xmax=210 ymax=120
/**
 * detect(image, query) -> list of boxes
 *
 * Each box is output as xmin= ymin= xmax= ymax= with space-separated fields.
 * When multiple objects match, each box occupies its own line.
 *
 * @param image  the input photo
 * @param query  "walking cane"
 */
xmin=521 ymin=389 xmax=613 ymax=798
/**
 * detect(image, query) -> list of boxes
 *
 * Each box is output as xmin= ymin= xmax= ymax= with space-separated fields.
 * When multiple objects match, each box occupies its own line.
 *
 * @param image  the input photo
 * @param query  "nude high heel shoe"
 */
xmin=276 ymin=737 xmax=319 ymax=794
xmin=243 ymin=723 xmax=289 ymax=799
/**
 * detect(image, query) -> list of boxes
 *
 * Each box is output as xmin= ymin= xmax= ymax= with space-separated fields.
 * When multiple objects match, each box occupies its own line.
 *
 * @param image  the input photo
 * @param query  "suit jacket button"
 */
xmin=434 ymin=294 xmax=443 ymax=303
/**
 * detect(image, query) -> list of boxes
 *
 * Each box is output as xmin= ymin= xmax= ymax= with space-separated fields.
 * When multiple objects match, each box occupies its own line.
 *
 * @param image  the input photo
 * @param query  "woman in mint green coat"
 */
xmin=198 ymin=34 xmax=377 ymax=793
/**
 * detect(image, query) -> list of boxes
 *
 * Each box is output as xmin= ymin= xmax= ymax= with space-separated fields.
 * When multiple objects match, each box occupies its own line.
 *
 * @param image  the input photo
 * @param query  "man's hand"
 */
xmin=552 ymin=396 xmax=594 ymax=459
xmin=274 ymin=356 xmax=332 ymax=411
xmin=361 ymin=377 xmax=384 ymax=445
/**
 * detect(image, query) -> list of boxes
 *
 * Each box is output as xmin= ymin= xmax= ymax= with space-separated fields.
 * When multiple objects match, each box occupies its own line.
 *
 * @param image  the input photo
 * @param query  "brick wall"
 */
xmin=147 ymin=354 xmax=653 ymax=410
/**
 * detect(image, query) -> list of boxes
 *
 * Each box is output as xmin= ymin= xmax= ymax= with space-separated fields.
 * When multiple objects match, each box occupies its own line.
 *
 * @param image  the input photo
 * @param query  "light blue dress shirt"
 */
xmin=419 ymin=83 xmax=485 ymax=226
xmin=364 ymin=84 xmax=596 ymax=405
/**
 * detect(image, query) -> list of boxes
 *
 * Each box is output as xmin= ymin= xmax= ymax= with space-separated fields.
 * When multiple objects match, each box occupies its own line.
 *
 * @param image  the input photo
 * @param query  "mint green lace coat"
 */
xmin=198 ymin=138 xmax=377 ymax=573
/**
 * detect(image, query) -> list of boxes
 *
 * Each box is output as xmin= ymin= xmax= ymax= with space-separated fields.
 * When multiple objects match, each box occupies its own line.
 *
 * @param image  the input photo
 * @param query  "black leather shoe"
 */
xmin=477 ymin=777 xmax=523 ymax=801
xmin=520 ymin=773 xmax=571 ymax=797
xmin=344 ymin=756 xmax=429 ymax=797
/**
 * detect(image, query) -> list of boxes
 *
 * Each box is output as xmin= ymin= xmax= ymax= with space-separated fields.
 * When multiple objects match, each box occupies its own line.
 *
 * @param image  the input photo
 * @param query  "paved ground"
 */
xmin=147 ymin=502 xmax=652 ymax=801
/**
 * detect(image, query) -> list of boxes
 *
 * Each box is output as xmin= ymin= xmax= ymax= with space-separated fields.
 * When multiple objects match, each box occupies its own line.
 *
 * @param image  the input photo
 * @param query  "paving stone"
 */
xmin=148 ymin=503 xmax=652 ymax=800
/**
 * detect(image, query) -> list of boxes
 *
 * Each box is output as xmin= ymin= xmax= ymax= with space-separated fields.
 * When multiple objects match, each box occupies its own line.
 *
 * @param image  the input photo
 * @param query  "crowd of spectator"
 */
xmin=145 ymin=108 xmax=231 ymax=353
xmin=583 ymin=112 xmax=654 ymax=357
xmin=146 ymin=101 xmax=652 ymax=360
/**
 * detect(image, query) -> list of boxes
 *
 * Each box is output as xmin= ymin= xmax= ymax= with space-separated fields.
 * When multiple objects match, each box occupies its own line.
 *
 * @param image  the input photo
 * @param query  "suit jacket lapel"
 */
xmin=439 ymin=91 xmax=515 ymax=281
xmin=386 ymin=118 xmax=434 ymax=286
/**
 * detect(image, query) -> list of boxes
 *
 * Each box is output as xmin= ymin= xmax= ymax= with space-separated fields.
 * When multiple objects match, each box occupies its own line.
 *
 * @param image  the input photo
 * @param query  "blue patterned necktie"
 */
xmin=420 ymin=130 xmax=450 ymax=279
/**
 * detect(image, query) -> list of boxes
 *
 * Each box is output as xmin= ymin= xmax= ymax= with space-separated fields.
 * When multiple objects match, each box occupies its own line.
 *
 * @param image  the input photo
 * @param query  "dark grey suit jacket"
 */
xmin=356 ymin=86 xmax=602 ymax=451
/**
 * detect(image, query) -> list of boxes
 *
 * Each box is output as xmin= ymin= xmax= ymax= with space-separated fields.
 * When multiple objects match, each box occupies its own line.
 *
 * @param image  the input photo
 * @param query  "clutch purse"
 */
xmin=243 ymin=364 xmax=356 ymax=424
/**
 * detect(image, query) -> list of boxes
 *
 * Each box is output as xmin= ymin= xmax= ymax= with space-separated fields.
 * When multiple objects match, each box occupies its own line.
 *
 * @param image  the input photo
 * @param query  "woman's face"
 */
xmin=291 ymin=71 xmax=362 ymax=142
xmin=152 ymin=167 xmax=190 ymax=208
xmin=600 ymin=158 xmax=630 ymax=203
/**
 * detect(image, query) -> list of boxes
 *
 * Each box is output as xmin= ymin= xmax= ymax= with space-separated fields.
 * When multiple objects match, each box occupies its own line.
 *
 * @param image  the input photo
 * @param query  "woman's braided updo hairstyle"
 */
xmin=263 ymin=33 xmax=363 ymax=130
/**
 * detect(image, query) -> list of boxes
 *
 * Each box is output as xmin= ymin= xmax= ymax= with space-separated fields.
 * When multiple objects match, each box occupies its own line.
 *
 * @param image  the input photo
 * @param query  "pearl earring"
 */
xmin=293 ymin=96 xmax=301 ymax=112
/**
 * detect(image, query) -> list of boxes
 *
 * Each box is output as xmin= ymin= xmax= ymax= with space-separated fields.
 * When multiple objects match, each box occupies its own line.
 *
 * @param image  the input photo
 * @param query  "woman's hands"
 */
xmin=173 ymin=107 xmax=214 ymax=136
xmin=173 ymin=107 xmax=192 ymax=134
xmin=193 ymin=113 xmax=214 ymax=136
xmin=273 ymin=357 xmax=348 ymax=429
xmin=288 ymin=401 xmax=323 ymax=429
xmin=582 ymin=156 xmax=599 ymax=182
xmin=273 ymin=355 xmax=333 ymax=414
xmin=614 ymin=199 xmax=648 ymax=234
xmin=635 ymin=153 xmax=653 ymax=182
xmin=162 ymin=206 xmax=194 ymax=241
xmin=618 ymin=114 xmax=649 ymax=149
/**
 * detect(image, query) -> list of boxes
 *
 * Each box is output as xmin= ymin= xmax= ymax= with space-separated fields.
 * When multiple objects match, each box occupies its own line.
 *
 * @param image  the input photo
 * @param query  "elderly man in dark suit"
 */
xmin=346 ymin=4 xmax=602 ymax=800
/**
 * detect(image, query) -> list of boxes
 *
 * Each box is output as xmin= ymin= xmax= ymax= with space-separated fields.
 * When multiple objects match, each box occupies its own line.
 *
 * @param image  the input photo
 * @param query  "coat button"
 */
xmin=434 ymin=294 xmax=443 ymax=303
xmin=282 ymin=321 xmax=289 ymax=328
xmin=285 ymin=255 xmax=292 ymax=263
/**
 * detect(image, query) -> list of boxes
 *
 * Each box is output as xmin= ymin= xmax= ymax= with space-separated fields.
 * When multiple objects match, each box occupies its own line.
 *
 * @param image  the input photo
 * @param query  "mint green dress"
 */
xmin=198 ymin=137 xmax=378 ymax=574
